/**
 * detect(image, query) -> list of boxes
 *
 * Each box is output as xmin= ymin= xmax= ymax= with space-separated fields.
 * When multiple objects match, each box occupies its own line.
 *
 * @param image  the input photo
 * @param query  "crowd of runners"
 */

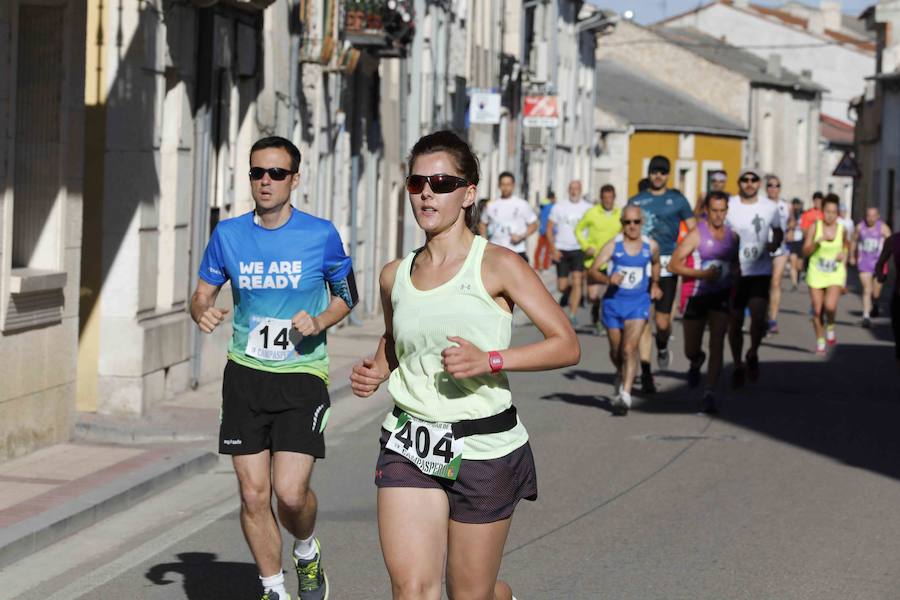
xmin=189 ymin=132 xmax=900 ymax=600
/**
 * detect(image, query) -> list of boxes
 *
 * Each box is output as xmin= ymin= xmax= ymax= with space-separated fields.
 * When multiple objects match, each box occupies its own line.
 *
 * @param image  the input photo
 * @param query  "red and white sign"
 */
xmin=523 ymin=95 xmax=559 ymax=128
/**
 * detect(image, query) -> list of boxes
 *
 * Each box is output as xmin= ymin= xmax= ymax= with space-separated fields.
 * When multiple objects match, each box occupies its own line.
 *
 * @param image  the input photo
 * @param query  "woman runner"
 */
xmin=803 ymin=194 xmax=849 ymax=355
xmin=350 ymin=130 xmax=580 ymax=600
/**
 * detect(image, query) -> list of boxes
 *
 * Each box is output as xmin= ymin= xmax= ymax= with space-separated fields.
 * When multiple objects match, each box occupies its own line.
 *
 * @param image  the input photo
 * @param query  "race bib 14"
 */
xmin=245 ymin=316 xmax=301 ymax=361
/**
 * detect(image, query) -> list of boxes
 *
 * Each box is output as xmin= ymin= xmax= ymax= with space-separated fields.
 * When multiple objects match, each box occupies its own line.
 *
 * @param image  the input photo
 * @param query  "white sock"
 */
xmin=260 ymin=570 xmax=287 ymax=597
xmin=621 ymin=390 xmax=632 ymax=407
xmin=293 ymin=534 xmax=318 ymax=560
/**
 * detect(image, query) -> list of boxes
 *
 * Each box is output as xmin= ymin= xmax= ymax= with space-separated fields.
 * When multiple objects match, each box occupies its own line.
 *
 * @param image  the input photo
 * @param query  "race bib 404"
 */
xmin=245 ymin=316 xmax=301 ymax=361
xmin=386 ymin=412 xmax=465 ymax=480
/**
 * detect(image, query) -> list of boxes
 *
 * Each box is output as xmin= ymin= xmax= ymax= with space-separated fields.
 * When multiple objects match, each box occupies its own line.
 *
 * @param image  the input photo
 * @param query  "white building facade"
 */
xmin=0 ymin=0 xmax=86 ymax=460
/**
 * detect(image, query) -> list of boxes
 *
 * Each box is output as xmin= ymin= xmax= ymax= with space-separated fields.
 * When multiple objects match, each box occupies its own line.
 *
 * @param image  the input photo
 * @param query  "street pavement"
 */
xmin=3 ymin=279 xmax=900 ymax=600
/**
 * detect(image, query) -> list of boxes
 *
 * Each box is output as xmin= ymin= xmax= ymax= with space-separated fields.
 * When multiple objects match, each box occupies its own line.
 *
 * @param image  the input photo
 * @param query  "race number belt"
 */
xmin=386 ymin=406 xmax=518 ymax=480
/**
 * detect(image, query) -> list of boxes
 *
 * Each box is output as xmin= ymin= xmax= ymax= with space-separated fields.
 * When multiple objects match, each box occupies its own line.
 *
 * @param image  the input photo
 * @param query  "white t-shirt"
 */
xmin=480 ymin=196 xmax=537 ymax=253
xmin=549 ymin=199 xmax=591 ymax=251
xmin=726 ymin=195 xmax=781 ymax=276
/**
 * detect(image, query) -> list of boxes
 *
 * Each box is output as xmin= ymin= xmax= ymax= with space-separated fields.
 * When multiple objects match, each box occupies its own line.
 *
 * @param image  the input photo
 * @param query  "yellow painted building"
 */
xmin=628 ymin=133 xmax=744 ymax=205
xmin=596 ymin=61 xmax=748 ymax=207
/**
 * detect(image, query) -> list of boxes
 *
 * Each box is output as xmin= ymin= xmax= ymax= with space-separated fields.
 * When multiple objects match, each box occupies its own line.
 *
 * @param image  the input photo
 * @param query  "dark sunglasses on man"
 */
xmin=766 ymin=182 xmax=781 ymax=188
xmin=406 ymin=174 xmax=470 ymax=194
xmin=249 ymin=167 xmax=297 ymax=181
xmin=739 ymin=176 xmax=760 ymax=184
xmin=621 ymin=219 xmax=642 ymax=225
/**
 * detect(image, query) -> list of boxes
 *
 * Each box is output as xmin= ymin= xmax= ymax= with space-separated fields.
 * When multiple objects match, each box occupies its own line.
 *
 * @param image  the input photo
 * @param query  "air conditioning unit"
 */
xmin=524 ymin=126 xmax=546 ymax=148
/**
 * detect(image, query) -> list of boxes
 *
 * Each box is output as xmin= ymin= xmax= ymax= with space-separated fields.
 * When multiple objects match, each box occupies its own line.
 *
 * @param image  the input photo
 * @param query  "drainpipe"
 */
xmin=547 ymin=0 xmax=559 ymax=196
xmin=402 ymin=0 xmax=426 ymax=254
xmin=189 ymin=94 xmax=213 ymax=390
xmin=515 ymin=0 xmax=541 ymax=197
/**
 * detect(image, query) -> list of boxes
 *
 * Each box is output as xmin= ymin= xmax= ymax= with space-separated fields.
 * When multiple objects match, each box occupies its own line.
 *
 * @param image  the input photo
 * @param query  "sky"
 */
xmin=588 ymin=0 xmax=874 ymax=25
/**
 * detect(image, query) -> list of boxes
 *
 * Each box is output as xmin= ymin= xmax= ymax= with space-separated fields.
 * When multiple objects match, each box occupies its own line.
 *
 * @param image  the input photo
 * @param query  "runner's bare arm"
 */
xmin=874 ymin=237 xmax=894 ymax=284
xmin=649 ymin=240 xmax=662 ymax=300
xmin=768 ymin=225 xmax=784 ymax=253
xmin=849 ymin=225 xmax=859 ymax=264
xmin=802 ymin=223 xmax=818 ymax=257
xmin=190 ymin=279 xmax=229 ymax=334
xmin=292 ymin=294 xmax=352 ymax=336
xmin=351 ymin=260 xmax=401 ymax=397
xmin=884 ymin=222 xmax=893 ymax=238
xmin=587 ymin=239 xmax=617 ymax=285
xmin=684 ymin=216 xmax=698 ymax=231
xmin=443 ymin=246 xmax=579 ymax=377
xmin=546 ymin=219 xmax=558 ymax=257
xmin=668 ymin=229 xmax=709 ymax=279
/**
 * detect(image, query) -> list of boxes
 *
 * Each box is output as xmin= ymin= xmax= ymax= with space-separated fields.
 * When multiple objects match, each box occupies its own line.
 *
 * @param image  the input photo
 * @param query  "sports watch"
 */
xmin=488 ymin=351 xmax=504 ymax=374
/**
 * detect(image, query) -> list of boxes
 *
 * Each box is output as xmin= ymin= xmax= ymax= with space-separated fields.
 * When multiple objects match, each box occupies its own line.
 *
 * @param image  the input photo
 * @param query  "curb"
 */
xmin=0 ymin=448 xmax=218 ymax=569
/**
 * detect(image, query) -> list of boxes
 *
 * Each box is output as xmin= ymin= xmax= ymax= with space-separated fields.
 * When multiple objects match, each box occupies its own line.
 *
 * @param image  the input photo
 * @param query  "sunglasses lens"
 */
xmin=428 ymin=176 xmax=458 ymax=194
xmin=741 ymin=177 xmax=759 ymax=183
xmin=250 ymin=167 xmax=292 ymax=181
xmin=406 ymin=175 xmax=426 ymax=194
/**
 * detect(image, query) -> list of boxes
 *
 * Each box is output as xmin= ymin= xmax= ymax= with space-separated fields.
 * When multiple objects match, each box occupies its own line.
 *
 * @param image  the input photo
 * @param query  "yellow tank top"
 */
xmin=382 ymin=235 xmax=529 ymax=460
xmin=806 ymin=220 xmax=846 ymax=288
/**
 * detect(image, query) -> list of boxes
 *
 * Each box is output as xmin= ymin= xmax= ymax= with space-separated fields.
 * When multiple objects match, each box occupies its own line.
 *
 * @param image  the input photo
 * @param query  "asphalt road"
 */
xmin=5 ymin=283 xmax=900 ymax=600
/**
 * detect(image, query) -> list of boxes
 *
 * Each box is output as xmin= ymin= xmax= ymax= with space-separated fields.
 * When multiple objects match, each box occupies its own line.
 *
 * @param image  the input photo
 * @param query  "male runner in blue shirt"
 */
xmin=191 ymin=136 xmax=357 ymax=600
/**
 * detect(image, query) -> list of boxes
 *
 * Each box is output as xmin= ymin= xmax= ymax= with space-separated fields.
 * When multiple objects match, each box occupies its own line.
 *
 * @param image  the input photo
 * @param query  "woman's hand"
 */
xmin=441 ymin=336 xmax=490 ymax=379
xmin=350 ymin=357 xmax=387 ymax=398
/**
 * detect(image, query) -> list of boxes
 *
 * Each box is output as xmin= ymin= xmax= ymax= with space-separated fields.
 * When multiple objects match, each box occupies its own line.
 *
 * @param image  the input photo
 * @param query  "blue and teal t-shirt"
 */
xmin=198 ymin=208 xmax=352 ymax=382
xmin=627 ymin=189 xmax=693 ymax=255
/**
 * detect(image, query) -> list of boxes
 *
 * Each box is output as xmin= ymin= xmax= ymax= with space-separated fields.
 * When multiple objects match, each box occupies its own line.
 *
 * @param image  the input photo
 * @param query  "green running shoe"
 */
xmin=293 ymin=538 xmax=329 ymax=600
xmin=261 ymin=592 xmax=291 ymax=600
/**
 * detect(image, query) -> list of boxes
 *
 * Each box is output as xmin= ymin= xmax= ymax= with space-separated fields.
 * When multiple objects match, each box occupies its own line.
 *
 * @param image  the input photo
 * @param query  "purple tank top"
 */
xmin=685 ymin=221 xmax=739 ymax=297
xmin=857 ymin=220 xmax=883 ymax=273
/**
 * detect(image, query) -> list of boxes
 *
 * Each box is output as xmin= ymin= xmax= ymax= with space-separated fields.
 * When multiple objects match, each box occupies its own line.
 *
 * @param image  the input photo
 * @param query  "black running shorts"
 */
xmin=375 ymin=429 xmax=538 ymax=524
xmin=219 ymin=360 xmax=330 ymax=457
xmin=732 ymin=275 xmax=771 ymax=311
xmin=654 ymin=276 xmax=678 ymax=314
xmin=683 ymin=289 xmax=731 ymax=320
xmin=556 ymin=249 xmax=586 ymax=277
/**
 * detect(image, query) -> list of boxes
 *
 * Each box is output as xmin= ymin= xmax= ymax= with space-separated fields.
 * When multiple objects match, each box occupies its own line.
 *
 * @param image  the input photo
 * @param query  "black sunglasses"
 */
xmin=767 ymin=182 xmax=781 ymax=188
xmin=739 ymin=176 xmax=760 ymax=184
xmin=621 ymin=219 xmax=642 ymax=225
xmin=406 ymin=174 xmax=470 ymax=194
xmin=249 ymin=167 xmax=297 ymax=181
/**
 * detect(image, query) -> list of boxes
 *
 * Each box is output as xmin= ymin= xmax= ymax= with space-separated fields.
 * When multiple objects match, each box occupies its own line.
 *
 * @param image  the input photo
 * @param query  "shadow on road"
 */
xmin=145 ymin=552 xmax=260 ymax=599
xmin=541 ymin=391 xmax=616 ymax=414
xmin=556 ymin=339 xmax=900 ymax=483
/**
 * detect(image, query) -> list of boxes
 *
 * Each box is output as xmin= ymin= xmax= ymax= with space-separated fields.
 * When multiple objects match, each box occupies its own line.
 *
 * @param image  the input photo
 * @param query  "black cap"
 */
xmin=648 ymin=155 xmax=670 ymax=175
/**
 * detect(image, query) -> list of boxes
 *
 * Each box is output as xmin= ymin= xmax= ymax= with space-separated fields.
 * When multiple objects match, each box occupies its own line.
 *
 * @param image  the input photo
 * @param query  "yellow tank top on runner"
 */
xmin=806 ymin=220 xmax=847 ymax=289
xmin=383 ymin=235 xmax=529 ymax=460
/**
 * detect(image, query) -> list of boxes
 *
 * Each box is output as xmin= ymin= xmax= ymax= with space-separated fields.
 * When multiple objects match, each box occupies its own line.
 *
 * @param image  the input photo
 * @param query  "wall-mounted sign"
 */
xmin=523 ymin=95 xmax=559 ymax=128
